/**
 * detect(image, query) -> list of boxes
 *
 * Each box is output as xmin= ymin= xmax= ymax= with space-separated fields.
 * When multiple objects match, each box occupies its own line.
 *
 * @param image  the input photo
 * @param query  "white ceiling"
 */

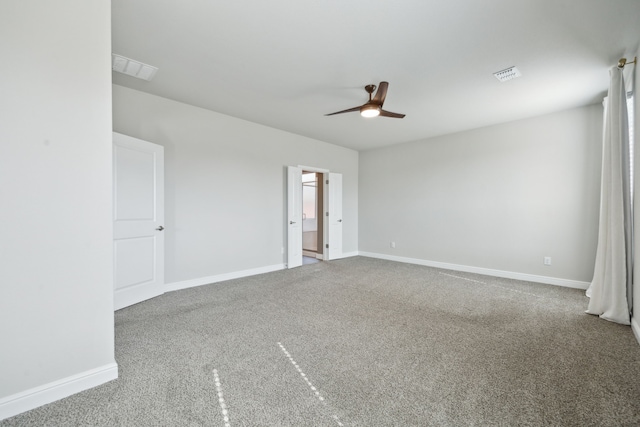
xmin=112 ymin=0 xmax=640 ymax=151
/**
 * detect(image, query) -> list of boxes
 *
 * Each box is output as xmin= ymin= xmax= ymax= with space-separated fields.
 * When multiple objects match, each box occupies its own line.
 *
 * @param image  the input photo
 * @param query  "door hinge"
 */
xmin=326 ymin=212 xmax=329 ymax=216
xmin=326 ymin=244 xmax=329 ymax=249
xmin=326 ymin=180 xmax=329 ymax=184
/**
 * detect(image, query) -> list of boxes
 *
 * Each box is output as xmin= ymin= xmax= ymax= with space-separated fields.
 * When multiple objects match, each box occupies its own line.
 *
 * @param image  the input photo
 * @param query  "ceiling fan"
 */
xmin=325 ymin=81 xmax=405 ymax=119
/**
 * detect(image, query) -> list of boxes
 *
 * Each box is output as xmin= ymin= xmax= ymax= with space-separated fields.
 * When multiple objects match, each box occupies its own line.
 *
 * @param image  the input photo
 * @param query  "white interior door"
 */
xmin=327 ymin=172 xmax=343 ymax=260
xmin=113 ymin=132 xmax=164 ymax=310
xmin=287 ymin=166 xmax=303 ymax=268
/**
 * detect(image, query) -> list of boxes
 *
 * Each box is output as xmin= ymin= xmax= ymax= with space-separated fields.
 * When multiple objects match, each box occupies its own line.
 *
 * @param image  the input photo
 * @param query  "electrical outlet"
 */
xmin=390 ymin=242 xmax=396 ymax=248
xmin=544 ymin=256 xmax=552 ymax=266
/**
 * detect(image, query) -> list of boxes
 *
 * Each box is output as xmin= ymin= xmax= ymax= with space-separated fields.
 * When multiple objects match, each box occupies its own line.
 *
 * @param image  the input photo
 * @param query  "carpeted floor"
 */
xmin=3 ymin=256 xmax=640 ymax=426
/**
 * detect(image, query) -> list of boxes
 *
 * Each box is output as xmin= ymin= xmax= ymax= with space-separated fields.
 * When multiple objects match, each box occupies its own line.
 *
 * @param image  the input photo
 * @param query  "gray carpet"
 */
xmin=3 ymin=256 xmax=640 ymax=426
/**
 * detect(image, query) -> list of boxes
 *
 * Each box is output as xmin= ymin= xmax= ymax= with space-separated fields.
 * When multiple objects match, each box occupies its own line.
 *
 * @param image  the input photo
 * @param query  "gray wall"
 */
xmin=633 ymin=51 xmax=640 ymax=338
xmin=112 ymin=85 xmax=358 ymax=285
xmin=359 ymin=104 xmax=603 ymax=283
xmin=0 ymin=0 xmax=115 ymax=403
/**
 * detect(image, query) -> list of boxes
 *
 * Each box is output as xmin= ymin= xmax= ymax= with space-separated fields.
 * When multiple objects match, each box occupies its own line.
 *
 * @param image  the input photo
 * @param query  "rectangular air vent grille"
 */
xmin=493 ymin=66 xmax=521 ymax=82
xmin=112 ymin=54 xmax=158 ymax=81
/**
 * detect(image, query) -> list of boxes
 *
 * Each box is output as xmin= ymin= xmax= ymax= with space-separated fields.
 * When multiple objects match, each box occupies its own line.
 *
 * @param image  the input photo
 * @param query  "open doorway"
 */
xmin=302 ymin=171 xmax=323 ymax=264
xmin=287 ymin=165 xmax=342 ymax=269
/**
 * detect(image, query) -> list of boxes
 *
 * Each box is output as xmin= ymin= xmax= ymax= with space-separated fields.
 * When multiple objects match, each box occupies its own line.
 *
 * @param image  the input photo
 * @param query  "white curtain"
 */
xmin=586 ymin=66 xmax=632 ymax=325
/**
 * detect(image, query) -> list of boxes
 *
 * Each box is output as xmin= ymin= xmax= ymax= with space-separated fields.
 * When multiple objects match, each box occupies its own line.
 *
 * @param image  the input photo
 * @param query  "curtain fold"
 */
xmin=587 ymin=67 xmax=632 ymax=325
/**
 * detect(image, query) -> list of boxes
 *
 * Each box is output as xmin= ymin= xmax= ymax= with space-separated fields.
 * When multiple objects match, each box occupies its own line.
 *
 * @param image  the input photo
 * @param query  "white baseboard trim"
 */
xmin=165 ymin=263 xmax=286 ymax=292
xmin=0 ymin=362 xmax=118 ymax=421
xmin=326 ymin=251 xmax=359 ymax=260
xmin=114 ymin=283 xmax=164 ymax=311
xmin=358 ymin=252 xmax=590 ymax=290
xmin=338 ymin=251 xmax=359 ymax=259
xmin=632 ymin=317 xmax=640 ymax=346
xmin=165 ymin=253 xmax=360 ymax=293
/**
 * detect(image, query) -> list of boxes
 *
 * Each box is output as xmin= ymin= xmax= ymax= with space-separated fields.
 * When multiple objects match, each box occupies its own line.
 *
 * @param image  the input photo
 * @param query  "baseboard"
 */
xmin=165 ymin=263 xmax=286 ymax=292
xmin=339 ymin=251 xmax=359 ymax=259
xmin=358 ymin=252 xmax=590 ymax=290
xmin=632 ymin=317 xmax=640 ymax=346
xmin=114 ymin=283 xmax=164 ymax=311
xmin=165 ymin=254 xmax=360 ymax=293
xmin=0 ymin=362 xmax=118 ymax=421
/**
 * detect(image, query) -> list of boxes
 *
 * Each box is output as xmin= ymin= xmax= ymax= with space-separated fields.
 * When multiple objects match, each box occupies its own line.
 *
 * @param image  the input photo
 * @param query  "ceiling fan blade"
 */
xmin=372 ymin=81 xmax=389 ymax=105
xmin=325 ymin=106 xmax=361 ymax=116
xmin=379 ymin=109 xmax=405 ymax=119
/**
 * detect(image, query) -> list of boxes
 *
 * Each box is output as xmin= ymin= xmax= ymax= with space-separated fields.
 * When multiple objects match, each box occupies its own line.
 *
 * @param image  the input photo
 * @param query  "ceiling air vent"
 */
xmin=112 ymin=54 xmax=158 ymax=81
xmin=493 ymin=66 xmax=521 ymax=82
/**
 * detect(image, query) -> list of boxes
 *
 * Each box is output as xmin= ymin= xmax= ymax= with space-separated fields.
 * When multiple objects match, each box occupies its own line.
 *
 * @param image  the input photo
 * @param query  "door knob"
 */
xmin=289 ymin=221 xmax=296 ymax=224
xmin=156 ymin=226 xmax=164 ymax=231
xmin=338 ymin=219 xmax=342 ymax=222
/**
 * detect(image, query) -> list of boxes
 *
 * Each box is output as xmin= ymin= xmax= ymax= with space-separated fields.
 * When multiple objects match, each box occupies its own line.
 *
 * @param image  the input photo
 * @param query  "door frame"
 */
xmin=301 ymin=171 xmax=323 ymax=259
xmin=298 ymin=165 xmax=330 ymax=261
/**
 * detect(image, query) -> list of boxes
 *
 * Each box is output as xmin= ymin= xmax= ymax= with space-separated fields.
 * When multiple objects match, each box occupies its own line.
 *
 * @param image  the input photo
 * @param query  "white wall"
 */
xmin=0 ymin=0 xmax=116 ymax=419
xmin=359 ymin=104 xmax=603 ymax=285
xmin=112 ymin=85 xmax=358 ymax=285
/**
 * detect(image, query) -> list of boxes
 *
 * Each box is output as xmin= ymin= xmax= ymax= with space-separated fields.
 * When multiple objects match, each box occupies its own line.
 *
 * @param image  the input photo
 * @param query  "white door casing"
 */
xmin=287 ymin=166 xmax=303 ymax=268
xmin=113 ymin=132 xmax=164 ymax=310
xmin=327 ymin=172 xmax=343 ymax=260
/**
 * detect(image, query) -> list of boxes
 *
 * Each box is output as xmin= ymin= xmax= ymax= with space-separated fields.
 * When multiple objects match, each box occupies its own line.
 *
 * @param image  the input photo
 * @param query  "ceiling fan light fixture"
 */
xmin=326 ymin=82 xmax=404 ymax=119
xmin=360 ymin=104 xmax=380 ymax=118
